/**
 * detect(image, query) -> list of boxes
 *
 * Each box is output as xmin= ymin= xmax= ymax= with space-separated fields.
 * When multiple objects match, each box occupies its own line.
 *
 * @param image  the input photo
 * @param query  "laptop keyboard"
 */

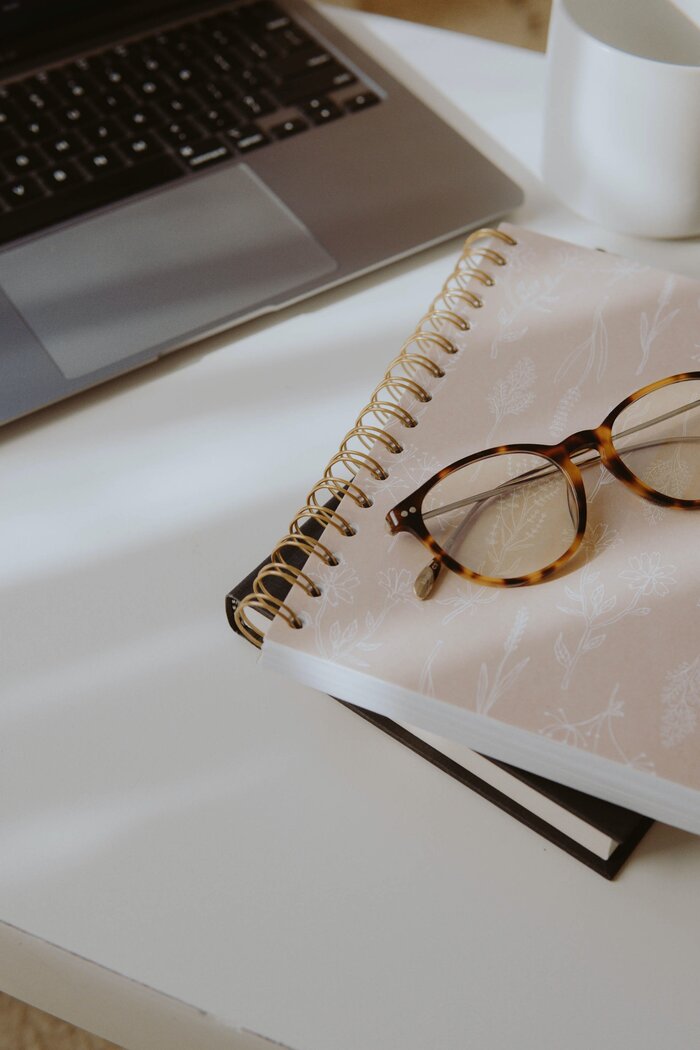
xmin=0 ymin=1 xmax=381 ymax=247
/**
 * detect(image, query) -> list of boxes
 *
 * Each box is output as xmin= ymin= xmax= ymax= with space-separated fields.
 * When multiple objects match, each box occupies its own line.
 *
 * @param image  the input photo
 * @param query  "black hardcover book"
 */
xmin=226 ymin=527 xmax=652 ymax=879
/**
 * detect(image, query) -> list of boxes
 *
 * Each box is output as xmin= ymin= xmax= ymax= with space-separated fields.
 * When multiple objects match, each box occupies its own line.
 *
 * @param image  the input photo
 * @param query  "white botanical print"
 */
xmin=579 ymin=520 xmax=621 ymax=560
xmin=314 ymin=562 xmax=361 ymax=608
xmin=554 ymin=552 xmax=677 ymax=689
xmin=475 ymin=608 xmax=530 ymax=716
xmin=377 ymin=566 xmax=415 ymax=605
xmin=549 ymin=298 xmax=610 ymax=437
xmin=419 ymin=640 xmax=444 ymax=699
xmin=554 ymin=296 xmax=609 ymax=389
xmin=437 ymin=584 xmax=499 ymax=624
xmin=305 ymin=560 xmax=423 ymax=668
xmin=362 ymin=443 xmax=443 ymax=504
xmin=642 ymin=499 xmax=668 ymax=528
xmin=583 ymin=462 xmax=618 ymax=505
xmin=485 ymin=356 xmax=536 ymax=442
xmin=619 ymin=551 xmax=677 ymax=597
xmin=548 ymin=385 xmax=581 ymax=441
xmin=482 ymin=455 xmax=564 ymax=576
xmin=541 ymin=685 xmax=655 ymax=772
xmin=550 ymin=247 xmax=646 ymax=285
xmin=661 ymin=656 xmax=700 ymax=747
xmin=490 ymin=273 xmax=562 ymax=358
xmin=637 ymin=275 xmax=678 ymax=375
xmin=640 ymin=446 xmax=692 ymax=509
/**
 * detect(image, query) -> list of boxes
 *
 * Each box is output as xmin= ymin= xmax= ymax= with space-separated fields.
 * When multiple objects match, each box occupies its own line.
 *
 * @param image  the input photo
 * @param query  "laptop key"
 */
xmin=277 ymin=26 xmax=313 ymax=53
xmin=0 ymin=128 xmax=23 ymax=153
xmin=199 ymin=106 xmax=234 ymax=131
xmin=3 ymin=145 xmax=47 ymax=177
xmin=81 ymin=118 xmax=127 ymax=148
xmin=346 ymin=90 xmax=380 ymax=112
xmin=0 ymin=154 xmax=183 ymax=247
xmin=178 ymin=138 xmax=233 ymax=170
xmin=238 ymin=92 xmax=275 ymax=119
xmin=161 ymin=94 xmax=202 ymax=116
xmin=123 ymin=108 xmax=158 ymax=131
xmin=259 ymin=5 xmax=293 ymax=32
xmin=123 ymin=134 xmax=162 ymax=158
xmin=270 ymin=117 xmax=307 ymax=139
xmin=100 ymin=86 xmax=136 ymax=112
xmin=0 ymin=102 xmax=25 ymax=130
xmin=84 ymin=148 xmax=123 ymax=175
xmin=47 ymin=133 xmax=85 ymax=158
xmin=23 ymin=114 xmax=61 ymax=140
xmin=273 ymin=66 xmax=356 ymax=106
xmin=24 ymin=88 xmax=58 ymax=113
xmin=159 ymin=117 xmax=206 ymax=143
xmin=302 ymin=97 xmax=342 ymax=124
xmin=42 ymin=161 xmax=84 ymax=191
xmin=1 ymin=177 xmax=46 ymax=210
xmin=225 ymin=126 xmax=269 ymax=152
xmin=273 ymin=51 xmax=336 ymax=80
xmin=132 ymin=75 xmax=172 ymax=99
xmin=62 ymin=102 xmax=99 ymax=125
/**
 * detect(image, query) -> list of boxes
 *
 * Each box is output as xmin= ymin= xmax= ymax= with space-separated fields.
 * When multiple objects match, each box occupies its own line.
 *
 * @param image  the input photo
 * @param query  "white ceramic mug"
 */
xmin=542 ymin=0 xmax=700 ymax=238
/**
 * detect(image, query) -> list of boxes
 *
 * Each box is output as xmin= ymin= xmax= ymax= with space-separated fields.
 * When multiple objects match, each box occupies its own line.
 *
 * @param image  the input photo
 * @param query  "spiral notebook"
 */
xmin=228 ymin=545 xmax=651 ymax=878
xmin=232 ymin=224 xmax=700 ymax=836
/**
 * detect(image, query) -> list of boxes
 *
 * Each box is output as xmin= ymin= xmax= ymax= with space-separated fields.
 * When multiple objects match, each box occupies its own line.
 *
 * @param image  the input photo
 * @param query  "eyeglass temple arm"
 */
xmin=423 ymin=399 xmax=700 ymax=523
xmin=414 ymin=398 xmax=700 ymax=599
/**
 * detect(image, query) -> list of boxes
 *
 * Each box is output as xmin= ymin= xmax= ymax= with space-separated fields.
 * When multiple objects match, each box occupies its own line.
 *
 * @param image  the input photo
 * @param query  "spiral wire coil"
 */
xmin=234 ymin=228 xmax=516 ymax=648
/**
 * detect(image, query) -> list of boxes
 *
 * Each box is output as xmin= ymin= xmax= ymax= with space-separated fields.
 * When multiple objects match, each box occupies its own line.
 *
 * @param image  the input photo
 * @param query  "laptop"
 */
xmin=0 ymin=0 xmax=522 ymax=424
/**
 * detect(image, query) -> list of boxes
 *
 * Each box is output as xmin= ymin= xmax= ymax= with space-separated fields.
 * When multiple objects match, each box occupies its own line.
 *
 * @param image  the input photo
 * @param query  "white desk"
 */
xmin=2 ymin=10 xmax=700 ymax=1050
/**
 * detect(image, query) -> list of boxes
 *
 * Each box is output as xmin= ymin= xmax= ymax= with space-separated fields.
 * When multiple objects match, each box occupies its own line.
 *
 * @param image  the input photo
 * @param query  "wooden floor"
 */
xmin=2 ymin=3 xmax=551 ymax=1048
xmin=332 ymin=0 xmax=551 ymax=51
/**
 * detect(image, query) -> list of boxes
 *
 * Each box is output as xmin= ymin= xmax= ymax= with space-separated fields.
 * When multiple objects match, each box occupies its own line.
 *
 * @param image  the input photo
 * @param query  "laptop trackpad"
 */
xmin=0 ymin=165 xmax=337 ymax=380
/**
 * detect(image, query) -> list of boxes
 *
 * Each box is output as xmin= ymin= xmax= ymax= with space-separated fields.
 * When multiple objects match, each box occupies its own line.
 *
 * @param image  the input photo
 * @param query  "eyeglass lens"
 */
xmin=422 ymin=451 xmax=579 ymax=578
xmin=611 ymin=378 xmax=700 ymax=500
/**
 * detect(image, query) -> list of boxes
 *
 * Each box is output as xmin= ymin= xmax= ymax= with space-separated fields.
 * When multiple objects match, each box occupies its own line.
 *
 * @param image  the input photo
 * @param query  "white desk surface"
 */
xmin=2 ymin=9 xmax=700 ymax=1050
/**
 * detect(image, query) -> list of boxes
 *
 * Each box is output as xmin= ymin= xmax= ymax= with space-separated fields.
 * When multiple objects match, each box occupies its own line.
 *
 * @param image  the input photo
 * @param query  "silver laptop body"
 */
xmin=0 ymin=0 xmax=522 ymax=424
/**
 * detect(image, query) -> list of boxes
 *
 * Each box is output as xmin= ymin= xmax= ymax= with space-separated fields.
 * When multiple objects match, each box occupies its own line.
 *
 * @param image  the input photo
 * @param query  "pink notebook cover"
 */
xmin=259 ymin=225 xmax=700 ymax=832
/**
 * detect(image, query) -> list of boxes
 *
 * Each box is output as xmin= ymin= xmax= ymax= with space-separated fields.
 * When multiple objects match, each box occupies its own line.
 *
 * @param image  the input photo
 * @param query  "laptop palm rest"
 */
xmin=0 ymin=164 xmax=337 ymax=380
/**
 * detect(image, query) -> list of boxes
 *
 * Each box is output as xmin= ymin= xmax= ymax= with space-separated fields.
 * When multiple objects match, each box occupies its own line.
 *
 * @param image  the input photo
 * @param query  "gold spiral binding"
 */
xmin=373 ymin=375 xmax=431 ymax=403
xmin=401 ymin=331 xmax=458 ymax=355
xmin=234 ymin=228 xmax=517 ymax=647
xmin=236 ymin=592 xmax=302 ymax=648
xmin=271 ymin=534 xmax=338 ymax=566
xmin=291 ymin=504 xmax=356 ymax=536
xmin=442 ymin=276 xmax=484 ymax=309
xmin=430 ymin=289 xmax=475 ymax=316
xmin=466 ymin=228 xmax=517 ymax=246
xmin=254 ymin=562 xmax=321 ymax=599
xmin=420 ymin=308 xmax=469 ymax=332
xmin=386 ymin=352 xmax=445 ymax=379
xmin=465 ymin=246 xmax=507 ymax=266
xmin=356 ymin=400 xmax=418 ymax=429
xmin=309 ymin=476 xmax=373 ymax=509
xmin=326 ymin=449 xmax=388 ymax=481
xmin=454 ymin=264 xmax=495 ymax=286
xmin=341 ymin=425 xmax=404 ymax=454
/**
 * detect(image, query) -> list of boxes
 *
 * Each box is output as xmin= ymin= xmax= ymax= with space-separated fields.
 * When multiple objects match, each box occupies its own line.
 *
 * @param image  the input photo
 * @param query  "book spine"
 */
xmin=234 ymin=227 xmax=518 ymax=648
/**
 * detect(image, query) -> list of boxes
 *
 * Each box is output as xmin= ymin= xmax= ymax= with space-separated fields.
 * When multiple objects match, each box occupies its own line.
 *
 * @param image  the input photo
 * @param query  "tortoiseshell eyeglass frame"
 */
xmin=386 ymin=372 xmax=700 ymax=590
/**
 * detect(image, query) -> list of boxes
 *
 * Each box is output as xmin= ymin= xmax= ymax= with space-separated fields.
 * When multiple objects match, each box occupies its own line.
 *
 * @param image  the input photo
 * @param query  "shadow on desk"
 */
xmin=633 ymin=822 xmax=700 ymax=870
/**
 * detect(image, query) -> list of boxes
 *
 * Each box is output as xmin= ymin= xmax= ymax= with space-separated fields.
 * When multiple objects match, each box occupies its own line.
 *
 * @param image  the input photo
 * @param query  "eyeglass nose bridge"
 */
xmin=559 ymin=425 xmax=610 ymax=459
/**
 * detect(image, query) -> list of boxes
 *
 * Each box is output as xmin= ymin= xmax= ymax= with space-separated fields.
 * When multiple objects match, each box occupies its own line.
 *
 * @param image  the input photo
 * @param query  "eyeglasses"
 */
xmin=386 ymin=372 xmax=700 ymax=598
